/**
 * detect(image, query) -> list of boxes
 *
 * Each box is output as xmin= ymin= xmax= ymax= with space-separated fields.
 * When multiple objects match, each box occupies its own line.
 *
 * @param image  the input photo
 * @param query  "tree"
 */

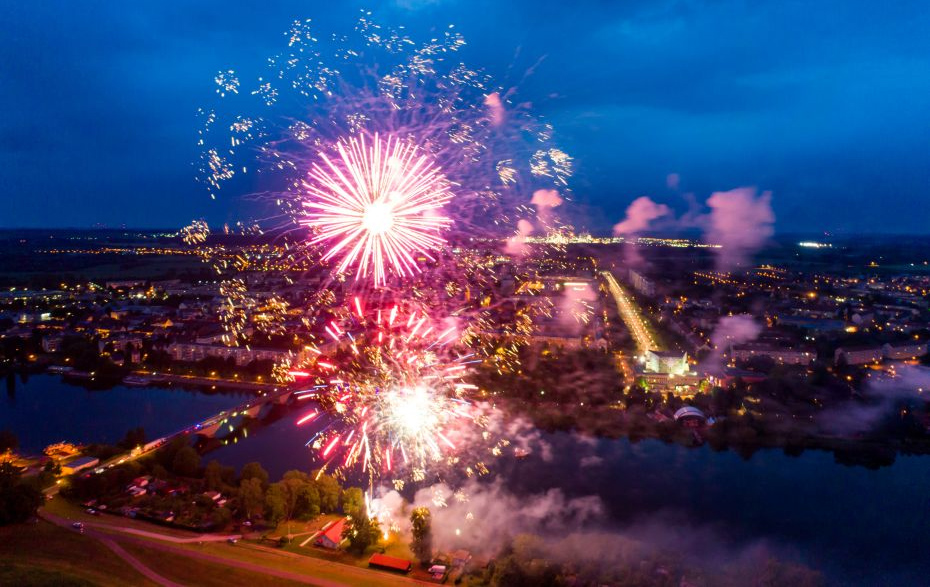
xmin=171 ymin=446 xmax=200 ymax=478
xmin=239 ymin=477 xmax=265 ymax=520
xmin=295 ymin=483 xmax=321 ymax=521
xmin=267 ymin=476 xmax=305 ymax=537
xmin=118 ymin=427 xmax=146 ymax=450
xmin=410 ymin=507 xmax=433 ymax=565
xmin=204 ymin=460 xmax=235 ymax=491
xmin=264 ymin=484 xmax=287 ymax=527
xmin=343 ymin=512 xmax=381 ymax=555
xmin=0 ymin=430 xmax=17 ymax=454
xmin=0 ymin=462 xmax=42 ymax=526
xmin=315 ymin=472 xmax=340 ymax=513
xmin=240 ymin=462 xmax=269 ymax=489
xmin=341 ymin=487 xmax=364 ymax=516
xmin=210 ymin=506 xmax=233 ymax=530
xmin=0 ymin=462 xmax=18 ymax=489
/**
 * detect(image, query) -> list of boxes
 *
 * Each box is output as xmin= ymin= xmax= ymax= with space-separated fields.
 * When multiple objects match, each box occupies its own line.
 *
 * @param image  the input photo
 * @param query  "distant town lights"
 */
xmin=798 ymin=241 xmax=832 ymax=248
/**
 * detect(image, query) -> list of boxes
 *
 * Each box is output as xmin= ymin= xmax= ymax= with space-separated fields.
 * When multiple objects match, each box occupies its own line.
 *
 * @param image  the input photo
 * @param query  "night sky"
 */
xmin=2 ymin=1 xmax=929 ymax=233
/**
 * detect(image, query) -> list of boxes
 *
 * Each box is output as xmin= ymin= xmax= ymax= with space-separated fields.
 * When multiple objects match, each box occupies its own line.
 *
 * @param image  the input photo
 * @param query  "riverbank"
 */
xmin=502 ymin=394 xmax=930 ymax=469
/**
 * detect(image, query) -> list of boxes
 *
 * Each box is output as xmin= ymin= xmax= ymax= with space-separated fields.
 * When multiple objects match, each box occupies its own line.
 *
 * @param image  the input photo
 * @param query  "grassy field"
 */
xmin=29 ymin=497 xmax=429 ymax=586
xmin=120 ymin=541 xmax=307 ymax=587
xmin=0 ymin=521 xmax=157 ymax=587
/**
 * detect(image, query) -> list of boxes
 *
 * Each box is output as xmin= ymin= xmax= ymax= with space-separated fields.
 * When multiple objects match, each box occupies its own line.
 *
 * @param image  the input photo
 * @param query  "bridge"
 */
xmin=98 ymin=386 xmax=299 ymax=470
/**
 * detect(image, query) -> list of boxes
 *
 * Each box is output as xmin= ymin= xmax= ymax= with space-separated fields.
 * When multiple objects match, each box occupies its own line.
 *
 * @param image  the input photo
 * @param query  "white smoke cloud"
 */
xmin=613 ymin=196 xmax=671 ymax=236
xmin=530 ymin=188 xmax=563 ymax=209
xmin=705 ymin=314 xmax=762 ymax=371
xmin=372 ymin=477 xmax=604 ymax=556
xmin=367 ymin=478 xmax=816 ymax=584
xmin=557 ymin=281 xmax=597 ymax=334
xmin=704 ymin=187 xmax=775 ymax=272
xmin=504 ymin=218 xmax=535 ymax=257
xmin=817 ymin=365 xmax=930 ymax=435
xmin=483 ymin=92 xmax=505 ymax=127
xmin=531 ymin=188 xmax=563 ymax=231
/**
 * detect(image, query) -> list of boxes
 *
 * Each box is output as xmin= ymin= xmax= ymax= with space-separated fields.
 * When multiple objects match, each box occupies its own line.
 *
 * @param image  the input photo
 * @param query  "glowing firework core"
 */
xmin=382 ymin=385 xmax=440 ymax=439
xmin=301 ymin=134 xmax=453 ymax=286
xmin=362 ymin=200 xmax=396 ymax=235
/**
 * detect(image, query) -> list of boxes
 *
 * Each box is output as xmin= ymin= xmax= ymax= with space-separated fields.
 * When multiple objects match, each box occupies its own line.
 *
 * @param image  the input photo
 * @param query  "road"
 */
xmin=41 ymin=508 xmax=183 ymax=587
xmin=601 ymin=270 xmax=660 ymax=353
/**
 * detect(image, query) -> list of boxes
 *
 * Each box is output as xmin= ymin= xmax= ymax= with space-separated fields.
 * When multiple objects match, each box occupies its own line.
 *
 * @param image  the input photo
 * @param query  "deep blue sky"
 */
xmin=2 ymin=1 xmax=929 ymax=233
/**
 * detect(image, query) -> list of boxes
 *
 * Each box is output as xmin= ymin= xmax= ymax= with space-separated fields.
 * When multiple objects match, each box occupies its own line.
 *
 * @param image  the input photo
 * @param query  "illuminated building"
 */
xmin=636 ymin=350 xmax=703 ymax=395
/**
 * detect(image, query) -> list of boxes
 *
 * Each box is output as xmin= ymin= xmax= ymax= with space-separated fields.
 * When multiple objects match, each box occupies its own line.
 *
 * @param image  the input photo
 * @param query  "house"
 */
xmin=368 ymin=553 xmax=412 ymax=573
xmin=731 ymin=343 xmax=815 ymax=366
xmin=882 ymin=341 xmax=928 ymax=361
xmin=203 ymin=491 xmax=227 ymax=507
xmin=315 ymin=518 xmax=347 ymax=549
xmin=42 ymin=335 xmax=64 ymax=353
xmin=835 ymin=345 xmax=883 ymax=366
xmin=61 ymin=456 xmax=99 ymax=475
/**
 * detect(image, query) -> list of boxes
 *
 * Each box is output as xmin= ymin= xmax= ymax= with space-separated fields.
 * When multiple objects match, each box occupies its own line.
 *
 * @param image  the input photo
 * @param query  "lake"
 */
xmin=0 ymin=374 xmax=246 ymax=453
xmin=4 ymin=375 xmax=928 ymax=585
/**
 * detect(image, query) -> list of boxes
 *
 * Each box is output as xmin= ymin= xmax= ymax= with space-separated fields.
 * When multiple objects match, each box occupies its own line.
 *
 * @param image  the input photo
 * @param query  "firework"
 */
xmin=180 ymin=220 xmax=210 ymax=245
xmin=291 ymin=299 xmax=482 ymax=483
xmin=301 ymin=133 xmax=453 ymax=286
xmin=197 ymin=14 xmax=573 ymax=271
xmin=185 ymin=14 xmax=571 ymax=487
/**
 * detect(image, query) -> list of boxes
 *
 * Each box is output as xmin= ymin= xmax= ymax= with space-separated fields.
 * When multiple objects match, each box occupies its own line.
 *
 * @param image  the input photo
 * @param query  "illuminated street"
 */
xmin=602 ymin=270 xmax=660 ymax=353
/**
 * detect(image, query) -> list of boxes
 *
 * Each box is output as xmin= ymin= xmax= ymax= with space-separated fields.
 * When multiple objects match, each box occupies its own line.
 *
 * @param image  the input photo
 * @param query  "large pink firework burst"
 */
xmin=300 ymin=133 xmax=454 ymax=286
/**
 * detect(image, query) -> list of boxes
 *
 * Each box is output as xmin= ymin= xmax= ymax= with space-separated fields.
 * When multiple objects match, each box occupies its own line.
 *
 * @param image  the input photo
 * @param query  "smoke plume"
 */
xmin=484 ymin=92 xmax=505 ymax=127
xmin=818 ymin=365 xmax=930 ymax=436
xmin=704 ymin=187 xmax=774 ymax=271
xmin=612 ymin=196 xmax=671 ymax=236
xmin=706 ymin=314 xmax=762 ymax=371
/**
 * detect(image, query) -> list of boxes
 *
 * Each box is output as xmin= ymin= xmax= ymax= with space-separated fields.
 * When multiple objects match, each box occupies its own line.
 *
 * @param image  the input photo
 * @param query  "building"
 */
xmin=644 ymin=350 xmax=689 ymax=375
xmin=42 ymin=335 xmax=64 ymax=353
xmin=61 ymin=456 xmax=100 ymax=475
xmin=637 ymin=350 xmax=703 ymax=394
xmin=835 ymin=345 xmax=884 ymax=366
xmin=167 ymin=342 xmax=303 ymax=367
xmin=731 ymin=343 xmax=815 ymax=366
xmin=673 ymin=406 xmax=707 ymax=427
xmin=882 ymin=341 xmax=928 ymax=361
xmin=628 ymin=270 xmax=656 ymax=297
xmin=315 ymin=518 xmax=346 ymax=549
xmin=368 ymin=553 xmax=412 ymax=573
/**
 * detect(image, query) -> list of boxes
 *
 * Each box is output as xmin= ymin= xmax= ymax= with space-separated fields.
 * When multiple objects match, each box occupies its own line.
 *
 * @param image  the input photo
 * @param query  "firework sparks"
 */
xmin=300 ymin=133 xmax=453 ymax=286
xmin=291 ymin=300 xmax=485 ymax=482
